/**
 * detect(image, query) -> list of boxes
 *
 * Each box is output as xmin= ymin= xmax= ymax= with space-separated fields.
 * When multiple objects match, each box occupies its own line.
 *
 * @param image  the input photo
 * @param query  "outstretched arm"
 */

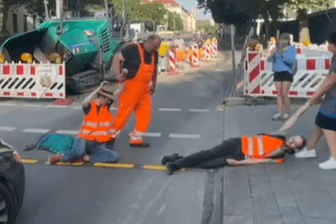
xmin=279 ymin=101 xmax=311 ymax=132
xmin=227 ymin=157 xmax=283 ymax=166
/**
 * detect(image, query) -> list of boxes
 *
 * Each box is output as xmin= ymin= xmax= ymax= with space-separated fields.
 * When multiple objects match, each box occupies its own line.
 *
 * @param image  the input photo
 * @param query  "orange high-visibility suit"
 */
xmin=111 ymin=44 xmax=155 ymax=145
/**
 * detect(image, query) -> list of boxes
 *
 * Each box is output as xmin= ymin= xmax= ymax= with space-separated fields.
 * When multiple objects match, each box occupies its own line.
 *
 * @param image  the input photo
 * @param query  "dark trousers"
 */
xmin=173 ymin=138 xmax=244 ymax=169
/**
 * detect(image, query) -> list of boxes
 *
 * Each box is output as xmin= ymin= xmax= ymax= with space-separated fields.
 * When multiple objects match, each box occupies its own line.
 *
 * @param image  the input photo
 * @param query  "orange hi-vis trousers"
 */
xmin=111 ymin=44 xmax=155 ymax=135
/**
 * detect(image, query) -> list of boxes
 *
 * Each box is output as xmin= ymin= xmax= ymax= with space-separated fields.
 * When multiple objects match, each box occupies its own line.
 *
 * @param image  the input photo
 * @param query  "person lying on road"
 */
xmin=162 ymin=129 xmax=306 ymax=175
xmin=48 ymin=82 xmax=120 ymax=164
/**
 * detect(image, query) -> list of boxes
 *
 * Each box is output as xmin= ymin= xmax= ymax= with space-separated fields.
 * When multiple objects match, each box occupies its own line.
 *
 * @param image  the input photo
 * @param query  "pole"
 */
xmin=230 ymin=24 xmax=236 ymax=96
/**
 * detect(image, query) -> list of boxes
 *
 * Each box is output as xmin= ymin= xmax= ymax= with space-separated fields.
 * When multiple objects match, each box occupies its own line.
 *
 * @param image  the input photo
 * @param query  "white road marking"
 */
xmin=45 ymin=105 xmax=68 ymax=108
xmin=0 ymin=126 xmax=16 ymax=131
xmin=23 ymin=128 xmax=49 ymax=133
xmin=142 ymin=132 xmax=161 ymax=137
xmin=0 ymin=103 xmax=16 ymax=106
xmin=169 ymin=133 xmax=200 ymax=139
xmin=159 ymin=108 xmax=182 ymax=111
xmin=56 ymin=130 xmax=79 ymax=135
xmin=71 ymin=106 xmax=81 ymax=109
xmin=189 ymin=109 xmax=211 ymax=112
xmin=21 ymin=104 xmax=42 ymax=107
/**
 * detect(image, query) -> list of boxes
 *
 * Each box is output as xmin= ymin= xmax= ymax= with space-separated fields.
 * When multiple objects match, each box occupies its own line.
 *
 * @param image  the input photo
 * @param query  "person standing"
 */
xmin=268 ymin=33 xmax=297 ymax=120
xmin=282 ymin=31 xmax=336 ymax=169
xmin=110 ymin=35 xmax=161 ymax=147
xmin=174 ymin=33 xmax=184 ymax=49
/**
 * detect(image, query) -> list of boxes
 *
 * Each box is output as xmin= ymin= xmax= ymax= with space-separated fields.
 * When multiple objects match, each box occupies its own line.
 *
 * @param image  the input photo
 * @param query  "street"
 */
xmin=0 ymin=52 xmax=236 ymax=224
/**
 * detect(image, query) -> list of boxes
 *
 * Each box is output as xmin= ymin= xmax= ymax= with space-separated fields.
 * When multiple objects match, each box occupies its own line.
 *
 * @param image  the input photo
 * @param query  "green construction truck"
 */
xmin=0 ymin=0 xmax=153 ymax=94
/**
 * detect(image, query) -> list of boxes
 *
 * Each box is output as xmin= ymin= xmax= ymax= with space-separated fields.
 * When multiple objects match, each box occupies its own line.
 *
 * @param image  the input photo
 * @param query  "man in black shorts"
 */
xmin=162 ymin=130 xmax=306 ymax=175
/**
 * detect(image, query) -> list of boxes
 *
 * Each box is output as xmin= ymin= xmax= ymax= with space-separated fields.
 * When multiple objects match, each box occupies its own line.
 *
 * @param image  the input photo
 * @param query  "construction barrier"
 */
xmin=190 ymin=44 xmax=200 ymax=68
xmin=212 ymin=38 xmax=218 ymax=58
xmin=244 ymin=49 xmax=329 ymax=98
xmin=0 ymin=62 xmax=66 ymax=99
xmin=204 ymin=44 xmax=211 ymax=62
xmin=167 ymin=47 xmax=179 ymax=75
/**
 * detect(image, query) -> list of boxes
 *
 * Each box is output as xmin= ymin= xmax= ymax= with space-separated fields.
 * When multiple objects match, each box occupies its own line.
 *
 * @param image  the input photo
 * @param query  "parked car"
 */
xmin=0 ymin=138 xmax=25 ymax=224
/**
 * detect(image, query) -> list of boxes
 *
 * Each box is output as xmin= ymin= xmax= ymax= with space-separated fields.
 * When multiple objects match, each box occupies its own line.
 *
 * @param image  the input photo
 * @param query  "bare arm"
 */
xmin=309 ymin=72 xmax=336 ymax=105
xmin=112 ymin=53 xmax=125 ymax=82
xmin=279 ymin=101 xmax=311 ymax=132
xmin=227 ymin=157 xmax=283 ymax=166
xmin=82 ymin=82 xmax=107 ymax=108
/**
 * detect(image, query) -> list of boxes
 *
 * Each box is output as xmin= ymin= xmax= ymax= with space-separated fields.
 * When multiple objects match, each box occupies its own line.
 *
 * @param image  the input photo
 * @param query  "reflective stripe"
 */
xmin=82 ymin=121 xmax=112 ymax=128
xmin=248 ymin=137 xmax=253 ymax=156
xmin=80 ymin=130 xmax=109 ymax=136
xmin=257 ymin=136 xmax=264 ymax=155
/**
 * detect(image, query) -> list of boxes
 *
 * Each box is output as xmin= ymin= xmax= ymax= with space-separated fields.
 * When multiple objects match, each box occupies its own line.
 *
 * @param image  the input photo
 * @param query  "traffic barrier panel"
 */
xmin=176 ymin=49 xmax=186 ymax=70
xmin=167 ymin=47 xmax=179 ymax=75
xmin=244 ymin=49 xmax=329 ymax=98
xmin=190 ymin=44 xmax=200 ymax=68
xmin=204 ymin=44 xmax=211 ymax=62
xmin=0 ymin=61 xmax=65 ymax=99
xmin=198 ymin=48 xmax=203 ymax=61
xmin=212 ymin=38 xmax=218 ymax=58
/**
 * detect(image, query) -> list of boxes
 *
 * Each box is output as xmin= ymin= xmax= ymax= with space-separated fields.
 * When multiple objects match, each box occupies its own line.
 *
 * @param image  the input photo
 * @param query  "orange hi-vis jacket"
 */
xmin=78 ymin=100 xmax=113 ymax=143
xmin=241 ymin=135 xmax=285 ymax=158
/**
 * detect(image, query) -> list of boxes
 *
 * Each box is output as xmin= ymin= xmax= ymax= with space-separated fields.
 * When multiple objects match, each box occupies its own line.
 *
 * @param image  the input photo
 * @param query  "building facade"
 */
xmin=141 ymin=0 xmax=197 ymax=32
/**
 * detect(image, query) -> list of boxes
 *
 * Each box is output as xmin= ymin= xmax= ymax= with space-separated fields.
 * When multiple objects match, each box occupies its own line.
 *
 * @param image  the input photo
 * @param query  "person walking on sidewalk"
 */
xmin=281 ymin=31 xmax=336 ymax=169
xmin=162 ymin=129 xmax=306 ymax=175
xmin=110 ymin=35 xmax=161 ymax=147
xmin=48 ymin=82 xmax=120 ymax=164
xmin=268 ymin=33 xmax=297 ymax=120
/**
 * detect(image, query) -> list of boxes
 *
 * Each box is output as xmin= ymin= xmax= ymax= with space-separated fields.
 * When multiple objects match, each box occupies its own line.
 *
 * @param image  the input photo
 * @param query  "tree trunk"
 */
xmin=1 ymin=2 xmax=10 ymax=34
xmin=261 ymin=11 xmax=270 ymax=40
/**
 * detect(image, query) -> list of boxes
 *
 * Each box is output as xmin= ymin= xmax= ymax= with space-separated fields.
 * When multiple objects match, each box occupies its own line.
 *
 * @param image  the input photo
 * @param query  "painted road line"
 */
xmin=46 ymin=105 xmax=68 ymax=108
xmin=0 ymin=127 xmax=16 ymax=131
xmin=21 ymin=159 xmax=38 ymax=164
xmin=159 ymin=108 xmax=182 ymax=112
xmin=142 ymin=132 xmax=161 ymax=137
xmin=23 ymin=128 xmax=50 ymax=134
xmin=94 ymin=163 xmax=135 ymax=168
xmin=189 ymin=109 xmax=211 ymax=112
xmin=21 ymin=104 xmax=42 ymax=107
xmin=216 ymin=104 xmax=225 ymax=111
xmin=56 ymin=130 xmax=79 ymax=135
xmin=0 ymin=103 xmax=16 ymax=106
xmin=142 ymin=165 xmax=167 ymax=170
xmin=236 ymin=80 xmax=244 ymax=90
xmin=169 ymin=134 xmax=200 ymax=139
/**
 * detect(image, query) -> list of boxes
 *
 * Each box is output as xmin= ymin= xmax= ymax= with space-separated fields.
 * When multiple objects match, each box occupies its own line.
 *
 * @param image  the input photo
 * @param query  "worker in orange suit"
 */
xmin=111 ymin=35 xmax=161 ymax=147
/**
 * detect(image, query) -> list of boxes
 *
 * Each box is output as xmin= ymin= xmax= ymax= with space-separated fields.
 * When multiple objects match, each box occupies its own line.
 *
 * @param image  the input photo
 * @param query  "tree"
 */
xmin=166 ymin=12 xmax=183 ymax=31
xmin=196 ymin=20 xmax=214 ymax=32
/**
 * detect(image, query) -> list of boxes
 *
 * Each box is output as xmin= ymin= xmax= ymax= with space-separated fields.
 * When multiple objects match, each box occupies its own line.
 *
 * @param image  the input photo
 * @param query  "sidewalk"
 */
xmin=222 ymin=104 xmax=336 ymax=224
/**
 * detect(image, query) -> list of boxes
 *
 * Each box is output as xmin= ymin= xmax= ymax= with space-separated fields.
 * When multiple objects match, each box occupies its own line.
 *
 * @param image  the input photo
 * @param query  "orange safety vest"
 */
xmin=78 ymin=100 xmax=113 ymax=143
xmin=241 ymin=135 xmax=285 ymax=158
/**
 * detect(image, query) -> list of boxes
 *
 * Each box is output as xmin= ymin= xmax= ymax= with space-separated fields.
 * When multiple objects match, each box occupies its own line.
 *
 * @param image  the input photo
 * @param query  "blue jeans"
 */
xmin=62 ymin=138 xmax=120 ymax=163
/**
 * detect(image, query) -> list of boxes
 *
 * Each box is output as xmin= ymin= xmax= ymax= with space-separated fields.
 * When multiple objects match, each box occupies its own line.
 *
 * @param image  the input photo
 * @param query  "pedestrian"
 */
xmin=174 ymin=33 xmax=184 ymax=49
xmin=110 ymin=35 xmax=161 ymax=147
xmin=162 ymin=128 xmax=306 ymax=175
xmin=48 ymin=82 xmax=120 ymax=164
xmin=281 ymin=31 xmax=336 ymax=169
xmin=267 ymin=33 xmax=297 ymax=120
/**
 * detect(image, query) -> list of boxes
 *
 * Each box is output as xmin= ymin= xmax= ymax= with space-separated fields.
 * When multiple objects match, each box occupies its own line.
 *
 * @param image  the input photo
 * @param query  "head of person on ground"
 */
xmin=96 ymin=83 xmax=115 ymax=106
xmin=283 ymin=135 xmax=307 ymax=154
xmin=143 ymin=35 xmax=161 ymax=54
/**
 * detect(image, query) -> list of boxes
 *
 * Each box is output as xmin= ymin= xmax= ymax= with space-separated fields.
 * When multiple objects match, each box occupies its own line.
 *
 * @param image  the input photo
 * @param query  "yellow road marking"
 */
xmin=22 ymin=159 xmax=38 ymax=164
xmin=94 ymin=163 xmax=135 ymax=168
xmin=142 ymin=165 xmax=167 ymax=170
xmin=236 ymin=80 xmax=244 ymax=90
xmin=216 ymin=104 xmax=225 ymax=110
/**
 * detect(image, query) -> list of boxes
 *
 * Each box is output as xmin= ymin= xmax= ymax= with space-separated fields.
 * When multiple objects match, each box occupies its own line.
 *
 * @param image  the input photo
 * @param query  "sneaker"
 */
xmin=295 ymin=147 xmax=316 ymax=158
xmin=281 ymin=113 xmax=290 ymax=120
xmin=319 ymin=157 xmax=336 ymax=170
xmin=272 ymin=113 xmax=282 ymax=120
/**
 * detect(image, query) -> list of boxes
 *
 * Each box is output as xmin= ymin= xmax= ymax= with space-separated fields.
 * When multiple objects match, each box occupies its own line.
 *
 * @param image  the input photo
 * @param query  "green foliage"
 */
xmin=286 ymin=0 xmax=333 ymax=10
xmin=166 ymin=12 xmax=183 ymax=31
xmin=196 ymin=20 xmax=213 ymax=32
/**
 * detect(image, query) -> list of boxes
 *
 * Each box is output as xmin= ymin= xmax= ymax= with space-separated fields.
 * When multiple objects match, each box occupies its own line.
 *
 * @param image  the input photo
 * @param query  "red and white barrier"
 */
xmin=212 ymin=39 xmax=218 ymax=58
xmin=244 ymin=49 xmax=329 ymax=98
xmin=167 ymin=47 xmax=179 ymax=75
xmin=190 ymin=44 xmax=200 ymax=68
xmin=0 ymin=62 xmax=66 ymax=99
xmin=204 ymin=44 xmax=211 ymax=62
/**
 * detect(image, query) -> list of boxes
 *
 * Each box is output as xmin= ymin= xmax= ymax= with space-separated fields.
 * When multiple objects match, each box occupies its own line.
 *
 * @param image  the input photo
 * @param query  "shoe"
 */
xmin=166 ymin=162 xmax=179 ymax=175
xmin=281 ymin=113 xmax=290 ymax=120
xmin=48 ymin=154 xmax=62 ymax=164
xmin=319 ymin=157 xmax=336 ymax=169
xmin=129 ymin=131 xmax=150 ymax=147
xmin=295 ymin=147 xmax=316 ymax=158
xmin=272 ymin=113 xmax=282 ymax=120
xmin=130 ymin=142 xmax=150 ymax=147
xmin=161 ymin=153 xmax=180 ymax=165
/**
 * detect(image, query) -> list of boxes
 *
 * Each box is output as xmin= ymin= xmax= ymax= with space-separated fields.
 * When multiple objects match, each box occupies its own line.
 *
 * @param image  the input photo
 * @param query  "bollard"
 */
xmin=190 ymin=44 xmax=200 ymax=68
xmin=167 ymin=47 xmax=179 ymax=75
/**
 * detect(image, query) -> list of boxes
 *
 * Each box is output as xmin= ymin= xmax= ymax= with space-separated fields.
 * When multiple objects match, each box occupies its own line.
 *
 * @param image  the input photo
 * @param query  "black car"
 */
xmin=0 ymin=139 xmax=25 ymax=224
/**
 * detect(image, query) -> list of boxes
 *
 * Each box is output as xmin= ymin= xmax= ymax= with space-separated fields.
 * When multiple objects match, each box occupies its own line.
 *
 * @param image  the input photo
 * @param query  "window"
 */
xmin=12 ymin=14 xmax=18 ymax=33
xmin=24 ymin=15 xmax=28 ymax=32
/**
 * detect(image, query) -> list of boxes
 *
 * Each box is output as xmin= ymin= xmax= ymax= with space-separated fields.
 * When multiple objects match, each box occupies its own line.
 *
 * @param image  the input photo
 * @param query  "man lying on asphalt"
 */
xmin=162 ymin=129 xmax=306 ymax=175
xmin=48 ymin=82 xmax=120 ymax=164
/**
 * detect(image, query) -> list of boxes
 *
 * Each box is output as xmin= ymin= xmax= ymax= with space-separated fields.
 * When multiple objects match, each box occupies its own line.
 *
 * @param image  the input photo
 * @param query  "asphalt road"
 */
xmin=0 ymin=57 xmax=236 ymax=224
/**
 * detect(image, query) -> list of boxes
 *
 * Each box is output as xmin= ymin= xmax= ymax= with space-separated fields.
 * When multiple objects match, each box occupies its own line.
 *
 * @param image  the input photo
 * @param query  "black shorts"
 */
xmin=315 ymin=112 xmax=336 ymax=131
xmin=274 ymin=71 xmax=293 ymax=82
